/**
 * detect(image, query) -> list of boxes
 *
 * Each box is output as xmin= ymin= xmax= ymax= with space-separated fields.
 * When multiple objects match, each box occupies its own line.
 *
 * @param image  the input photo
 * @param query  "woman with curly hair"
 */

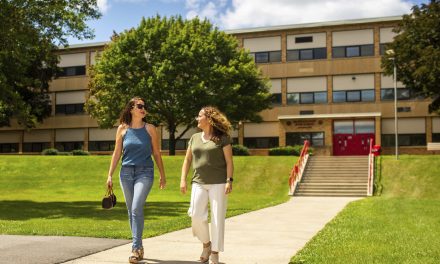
xmin=180 ymin=106 xmax=234 ymax=264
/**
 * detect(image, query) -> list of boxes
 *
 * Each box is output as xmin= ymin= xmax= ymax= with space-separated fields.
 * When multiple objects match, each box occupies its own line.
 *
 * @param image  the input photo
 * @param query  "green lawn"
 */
xmin=290 ymin=155 xmax=440 ymax=264
xmin=0 ymin=155 xmax=294 ymax=239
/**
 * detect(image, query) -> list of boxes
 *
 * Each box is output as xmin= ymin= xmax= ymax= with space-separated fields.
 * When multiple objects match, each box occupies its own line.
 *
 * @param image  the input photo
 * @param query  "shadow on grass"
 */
xmin=0 ymin=200 xmax=188 ymax=221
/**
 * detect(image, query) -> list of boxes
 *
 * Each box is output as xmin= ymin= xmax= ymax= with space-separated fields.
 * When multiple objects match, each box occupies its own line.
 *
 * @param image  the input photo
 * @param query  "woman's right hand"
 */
xmin=106 ymin=175 xmax=113 ymax=189
xmin=180 ymin=179 xmax=187 ymax=194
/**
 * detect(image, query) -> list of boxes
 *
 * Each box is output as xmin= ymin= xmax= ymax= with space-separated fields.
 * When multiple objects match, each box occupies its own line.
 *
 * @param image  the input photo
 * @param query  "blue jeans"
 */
xmin=119 ymin=165 xmax=154 ymax=250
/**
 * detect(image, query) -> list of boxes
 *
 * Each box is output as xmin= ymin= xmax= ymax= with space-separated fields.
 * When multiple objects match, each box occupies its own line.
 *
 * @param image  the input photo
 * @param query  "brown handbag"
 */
xmin=102 ymin=187 xmax=117 ymax=209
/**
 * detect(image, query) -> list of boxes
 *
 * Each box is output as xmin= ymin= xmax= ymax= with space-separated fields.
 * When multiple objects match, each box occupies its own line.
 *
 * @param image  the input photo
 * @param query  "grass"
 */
xmin=290 ymin=155 xmax=440 ymax=264
xmin=0 ymin=155 xmax=294 ymax=239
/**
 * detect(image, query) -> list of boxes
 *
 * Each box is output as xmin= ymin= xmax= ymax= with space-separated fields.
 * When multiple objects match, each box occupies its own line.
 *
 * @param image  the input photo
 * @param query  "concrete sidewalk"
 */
xmin=64 ymin=196 xmax=360 ymax=264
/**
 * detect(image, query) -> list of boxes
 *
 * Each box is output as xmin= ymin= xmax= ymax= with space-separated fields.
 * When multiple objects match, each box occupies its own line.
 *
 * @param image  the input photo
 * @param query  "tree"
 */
xmin=0 ymin=0 xmax=101 ymax=128
xmin=87 ymin=15 xmax=272 ymax=155
xmin=381 ymin=0 xmax=440 ymax=113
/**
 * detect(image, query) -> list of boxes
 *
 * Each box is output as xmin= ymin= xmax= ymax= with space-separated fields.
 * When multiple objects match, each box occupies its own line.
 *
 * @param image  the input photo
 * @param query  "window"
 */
xmin=346 ymin=46 xmax=360 ymax=57
xmin=397 ymin=107 xmax=411 ymax=113
xmin=58 ymin=66 xmax=86 ymax=77
xmin=161 ymin=139 xmax=189 ymax=150
xmin=332 ymin=44 xmax=374 ymax=58
xmin=295 ymin=36 xmax=313 ymax=43
xmin=271 ymin=93 xmax=282 ymax=105
xmin=433 ymin=133 xmax=440 ymax=142
xmin=380 ymin=88 xmax=419 ymax=101
xmin=300 ymin=93 xmax=314 ymax=104
xmin=0 ymin=143 xmax=18 ymax=153
xmin=300 ymin=49 xmax=313 ymax=60
xmin=253 ymin=51 xmax=281 ymax=63
xmin=380 ymin=43 xmax=389 ymax=55
xmin=300 ymin=110 xmax=314 ymax=115
xmin=244 ymin=137 xmax=279 ymax=149
xmin=287 ymin=48 xmax=327 ymax=61
xmin=381 ymin=134 xmax=426 ymax=147
xmin=55 ymin=104 xmax=85 ymax=115
xmin=23 ymin=142 xmax=50 ymax=152
xmin=286 ymin=132 xmax=324 ymax=147
xmin=56 ymin=142 xmax=83 ymax=152
xmin=89 ymin=141 xmax=115 ymax=151
xmin=287 ymin=93 xmax=299 ymax=104
xmin=333 ymin=90 xmax=374 ymax=103
xmin=287 ymin=92 xmax=327 ymax=105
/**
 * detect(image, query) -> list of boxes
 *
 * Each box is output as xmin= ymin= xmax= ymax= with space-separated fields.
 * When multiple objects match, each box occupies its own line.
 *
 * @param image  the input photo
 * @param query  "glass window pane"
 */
xmin=300 ymin=93 xmax=314 ymax=104
xmin=432 ymin=133 xmax=440 ymax=142
xmin=271 ymin=93 xmax=282 ymax=105
xmin=314 ymin=92 xmax=327 ymax=103
xmin=361 ymin=90 xmax=375 ymax=101
xmin=399 ymin=135 xmax=411 ymax=146
xmin=381 ymin=134 xmax=395 ymax=147
xmin=286 ymin=133 xmax=302 ymax=146
xmin=360 ymin=44 xmax=374 ymax=56
xmin=409 ymin=134 xmax=426 ymax=146
xmin=300 ymin=49 xmax=313 ymax=60
xmin=333 ymin=91 xmax=346 ymax=102
xmin=65 ymin=104 xmax=76 ymax=114
xmin=314 ymin=48 xmax=327 ymax=59
xmin=398 ymin=88 xmax=410 ymax=100
xmin=255 ymin=52 xmax=269 ymax=63
xmin=346 ymin=46 xmax=360 ymax=57
xmin=334 ymin=121 xmax=354 ymax=134
xmin=269 ymin=51 xmax=281 ymax=62
xmin=287 ymin=50 xmax=299 ymax=61
xmin=381 ymin=88 xmax=394 ymax=100
xmin=287 ymin=93 xmax=299 ymax=104
xmin=347 ymin=90 xmax=361 ymax=102
xmin=332 ymin=47 xmax=345 ymax=58
xmin=312 ymin=132 xmax=324 ymax=147
xmin=355 ymin=120 xmax=375 ymax=134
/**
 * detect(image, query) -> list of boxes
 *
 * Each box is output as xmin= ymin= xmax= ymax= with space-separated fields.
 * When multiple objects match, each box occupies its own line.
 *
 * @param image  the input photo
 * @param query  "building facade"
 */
xmin=1 ymin=16 xmax=439 ymax=155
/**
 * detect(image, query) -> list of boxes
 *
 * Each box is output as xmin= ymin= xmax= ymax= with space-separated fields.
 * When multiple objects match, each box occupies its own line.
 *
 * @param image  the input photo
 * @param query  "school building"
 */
xmin=1 ymin=16 xmax=439 ymax=155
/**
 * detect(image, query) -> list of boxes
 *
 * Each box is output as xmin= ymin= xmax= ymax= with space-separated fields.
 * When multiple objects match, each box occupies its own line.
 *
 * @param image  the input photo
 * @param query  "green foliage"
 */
xmin=381 ymin=1 xmax=440 ymax=113
xmin=232 ymin=144 xmax=250 ymax=156
xmin=0 ymin=156 xmax=294 ymax=238
xmin=0 ymin=0 xmax=101 ymax=128
xmin=87 ymin=15 xmax=272 ymax=154
xmin=269 ymin=145 xmax=313 ymax=156
xmin=71 ymin=149 xmax=90 ymax=156
xmin=42 ymin=148 xmax=59 ymax=155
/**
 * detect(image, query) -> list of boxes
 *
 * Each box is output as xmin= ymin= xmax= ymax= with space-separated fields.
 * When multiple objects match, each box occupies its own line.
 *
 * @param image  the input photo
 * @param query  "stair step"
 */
xmin=295 ymin=193 xmax=366 ymax=197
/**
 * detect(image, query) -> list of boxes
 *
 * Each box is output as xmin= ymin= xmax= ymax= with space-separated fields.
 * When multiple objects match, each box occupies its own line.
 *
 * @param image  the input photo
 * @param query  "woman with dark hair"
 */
xmin=180 ymin=106 xmax=234 ymax=264
xmin=106 ymin=97 xmax=166 ymax=264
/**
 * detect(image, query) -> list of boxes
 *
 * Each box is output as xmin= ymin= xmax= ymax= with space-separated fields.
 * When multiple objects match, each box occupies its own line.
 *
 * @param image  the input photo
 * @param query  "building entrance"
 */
xmin=333 ymin=120 xmax=375 ymax=155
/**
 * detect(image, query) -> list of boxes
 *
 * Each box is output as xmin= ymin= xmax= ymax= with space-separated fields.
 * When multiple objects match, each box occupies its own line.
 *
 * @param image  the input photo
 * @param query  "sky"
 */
xmin=69 ymin=0 xmax=430 ymax=44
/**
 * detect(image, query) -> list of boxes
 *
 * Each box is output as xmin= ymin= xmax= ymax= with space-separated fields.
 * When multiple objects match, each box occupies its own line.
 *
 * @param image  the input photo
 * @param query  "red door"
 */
xmin=333 ymin=120 xmax=375 ymax=156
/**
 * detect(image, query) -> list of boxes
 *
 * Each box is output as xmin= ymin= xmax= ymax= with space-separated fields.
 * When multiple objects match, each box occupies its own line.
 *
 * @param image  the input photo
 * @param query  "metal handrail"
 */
xmin=367 ymin=140 xmax=375 ymax=196
xmin=288 ymin=140 xmax=310 ymax=195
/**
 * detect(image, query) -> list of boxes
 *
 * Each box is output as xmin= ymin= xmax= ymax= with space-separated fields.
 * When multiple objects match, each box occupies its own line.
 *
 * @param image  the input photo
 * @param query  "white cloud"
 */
xmin=218 ymin=0 xmax=414 ymax=29
xmin=97 ymin=0 xmax=110 ymax=14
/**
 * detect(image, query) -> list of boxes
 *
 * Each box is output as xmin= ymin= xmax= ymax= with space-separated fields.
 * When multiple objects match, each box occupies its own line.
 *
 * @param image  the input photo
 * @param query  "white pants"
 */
xmin=188 ymin=183 xmax=227 ymax=252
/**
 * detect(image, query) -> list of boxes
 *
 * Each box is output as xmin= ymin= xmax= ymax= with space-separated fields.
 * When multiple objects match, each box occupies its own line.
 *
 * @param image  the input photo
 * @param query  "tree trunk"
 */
xmin=168 ymin=127 xmax=176 ymax=156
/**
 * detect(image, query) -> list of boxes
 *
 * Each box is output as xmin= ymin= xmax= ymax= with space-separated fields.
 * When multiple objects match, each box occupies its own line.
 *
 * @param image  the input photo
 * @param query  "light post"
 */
xmin=386 ymin=49 xmax=399 ymax=160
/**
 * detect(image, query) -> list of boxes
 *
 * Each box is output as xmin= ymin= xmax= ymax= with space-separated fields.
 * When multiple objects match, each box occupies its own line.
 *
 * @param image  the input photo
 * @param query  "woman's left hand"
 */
xmin=225 ymin=182 xmax=232 ymax=194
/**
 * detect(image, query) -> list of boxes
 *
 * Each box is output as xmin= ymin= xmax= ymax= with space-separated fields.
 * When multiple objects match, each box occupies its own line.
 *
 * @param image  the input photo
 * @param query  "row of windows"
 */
xmin=381 ymin=134 xmax=427 ymax=147
xmin=286 ymin=132 xmax=325 ymax=147
xmin=57 ymin=66 xmax=86 ymax=77
xmin=55 ymin=104 xmax=85 ymax=115
xmin=251 ymin=44 xmax=377 ymax=63
xmin=270 ymin=89 xmax=425 ymax=105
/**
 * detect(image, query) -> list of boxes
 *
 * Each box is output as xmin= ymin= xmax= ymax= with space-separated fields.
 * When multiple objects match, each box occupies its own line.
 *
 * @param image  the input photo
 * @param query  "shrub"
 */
xmin=232 ymin=144 xmax=250 ymax=156
xmin=72 ymin=149 xmax=90 ymax=156
xmin=42 ymin=148 xmax=58 ymax=155
xmin=269 ymin=145 xmax=314 ymax=156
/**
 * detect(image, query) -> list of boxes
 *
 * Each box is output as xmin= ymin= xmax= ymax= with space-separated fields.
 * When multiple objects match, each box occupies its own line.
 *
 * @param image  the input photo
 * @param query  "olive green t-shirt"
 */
xmin=189 ymin=132 xmax=231 ymax=184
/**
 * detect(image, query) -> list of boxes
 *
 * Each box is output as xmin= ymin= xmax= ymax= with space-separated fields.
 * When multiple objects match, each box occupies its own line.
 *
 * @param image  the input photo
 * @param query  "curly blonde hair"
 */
xmin=202 ymin=106 xmax=232 ymax=143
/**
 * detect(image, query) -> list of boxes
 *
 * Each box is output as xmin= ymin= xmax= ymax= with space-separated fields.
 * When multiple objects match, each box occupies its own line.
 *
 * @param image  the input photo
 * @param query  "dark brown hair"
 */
xmin=202 ymin=106 xmax=231 ymax=143
xmin=119 ymin=97 xmax=146 ymax=125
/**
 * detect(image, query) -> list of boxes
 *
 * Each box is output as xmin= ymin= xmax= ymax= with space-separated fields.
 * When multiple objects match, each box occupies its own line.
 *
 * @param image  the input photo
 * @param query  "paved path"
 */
xmin=64 ymin=197 xmax=361 ymax=264
xmin=0 ymin=235 xmax=128 ymax=264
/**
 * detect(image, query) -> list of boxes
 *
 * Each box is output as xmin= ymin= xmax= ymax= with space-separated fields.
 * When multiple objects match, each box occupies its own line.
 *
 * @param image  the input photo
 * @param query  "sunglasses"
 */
xmin=135 ymin=104 xmax=146 ymax=110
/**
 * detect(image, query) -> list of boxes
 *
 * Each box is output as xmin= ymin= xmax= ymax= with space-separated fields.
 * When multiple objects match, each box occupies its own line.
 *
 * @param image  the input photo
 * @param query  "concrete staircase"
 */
xmin=295 ymin=156 xmax=368 ymax=197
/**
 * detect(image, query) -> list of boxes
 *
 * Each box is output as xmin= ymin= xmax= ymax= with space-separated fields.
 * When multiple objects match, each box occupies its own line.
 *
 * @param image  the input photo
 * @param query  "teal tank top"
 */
xmin=122 ymin=126 xmax=153 ymax=167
